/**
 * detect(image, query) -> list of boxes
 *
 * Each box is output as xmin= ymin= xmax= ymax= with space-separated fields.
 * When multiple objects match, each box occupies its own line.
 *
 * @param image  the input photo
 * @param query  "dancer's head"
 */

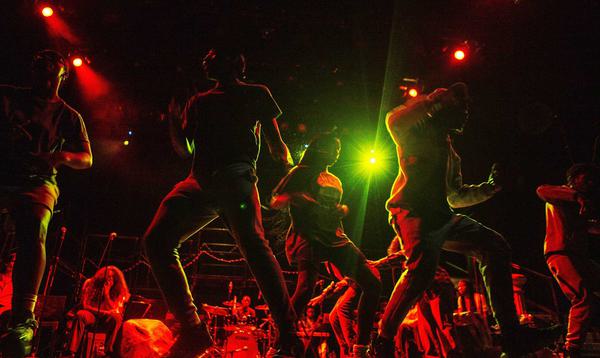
xmin=202 ymin=47 xmax=246 ymax=82
xmin=299 ymin=132 xmax=341 ymax=169
xmin=567 ymin=163 xmax=600 ymax=194
xmin=31 ymin=50 xmax=69 ymax=97
xmin=440 ymin=82 xmax=470 ymax=134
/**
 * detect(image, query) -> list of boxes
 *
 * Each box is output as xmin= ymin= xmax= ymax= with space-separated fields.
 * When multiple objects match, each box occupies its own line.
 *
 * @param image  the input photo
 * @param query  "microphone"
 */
xmin=109 ymin=232 xmax=117 ymax=241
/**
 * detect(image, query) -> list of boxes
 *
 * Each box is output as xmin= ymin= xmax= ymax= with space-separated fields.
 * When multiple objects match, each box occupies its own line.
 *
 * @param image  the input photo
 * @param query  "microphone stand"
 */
xmin=88 ymin=232 xmax=116 ymax=356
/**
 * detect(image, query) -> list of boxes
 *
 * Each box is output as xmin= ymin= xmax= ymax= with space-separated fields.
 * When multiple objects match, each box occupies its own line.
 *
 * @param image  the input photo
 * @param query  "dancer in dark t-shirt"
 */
xmin=143 ymin=48 xmax=300 ymax=358
xmin=0 ymin=50 xmax=92 ymax=357
xmin=271 ymin=133 xmax=381 ymax=358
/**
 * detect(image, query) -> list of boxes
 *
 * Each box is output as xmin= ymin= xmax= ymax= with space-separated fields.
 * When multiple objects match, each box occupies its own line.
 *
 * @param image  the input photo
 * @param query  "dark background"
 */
xmin=1 ymin=0 xmax=599 ymax=308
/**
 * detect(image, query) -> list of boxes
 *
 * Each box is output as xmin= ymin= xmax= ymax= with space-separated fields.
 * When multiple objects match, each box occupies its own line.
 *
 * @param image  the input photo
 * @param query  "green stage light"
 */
xmin=362 ymin=149 xmax=383 ymax=171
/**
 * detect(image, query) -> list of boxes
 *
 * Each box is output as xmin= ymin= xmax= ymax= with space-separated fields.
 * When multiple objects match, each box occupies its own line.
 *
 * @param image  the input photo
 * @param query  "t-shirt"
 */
xmin=0 ymin=85 xmax=89 ymax=186
xmin=273 ymin=164 xmax=349 ymax=247
xmin=538 ymin=187 xmax=589 ymax=257
xmin=386 ymin=113 xmax=451 ymax=216
xmin=182 ymin=81 xmax=281 ymax=178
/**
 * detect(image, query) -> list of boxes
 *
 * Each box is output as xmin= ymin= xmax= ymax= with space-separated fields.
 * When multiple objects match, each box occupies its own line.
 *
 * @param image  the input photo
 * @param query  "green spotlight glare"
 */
xmin=361 ymin=148 xmax=384 ymax=171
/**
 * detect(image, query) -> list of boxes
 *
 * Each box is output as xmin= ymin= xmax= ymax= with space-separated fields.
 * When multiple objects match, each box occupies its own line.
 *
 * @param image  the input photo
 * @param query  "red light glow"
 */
xmin=72 ymin=57 xmax=83 ymax=67
xmin=41 ymin=7 xmax=54 ymax=17
xmin=72 ymin=62 xmax=111 ymax=100
xmin=453 ymin=50 xmax=466 ymax=61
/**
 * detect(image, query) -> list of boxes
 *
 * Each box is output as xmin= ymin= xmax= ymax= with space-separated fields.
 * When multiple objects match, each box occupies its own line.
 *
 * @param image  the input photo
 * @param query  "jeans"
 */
xmin=69 ymin=309 xmax=122 ymax=353
xmin=329 ymin=284 xmax=360 ymax=353
xmin=380 ymin=210 xmax=518 ymax=339
xmin=290 ymin=240 xmax=381 ymax=345
xmin=546 ymin=253 xmax=600 ymax=350
xmin=143 ymin=164 xmax=296 ymax=340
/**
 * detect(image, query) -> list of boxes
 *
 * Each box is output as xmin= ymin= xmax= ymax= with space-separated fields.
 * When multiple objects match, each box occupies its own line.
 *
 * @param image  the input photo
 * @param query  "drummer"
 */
xmin=234 ymin=295 xmax=256 ymax=322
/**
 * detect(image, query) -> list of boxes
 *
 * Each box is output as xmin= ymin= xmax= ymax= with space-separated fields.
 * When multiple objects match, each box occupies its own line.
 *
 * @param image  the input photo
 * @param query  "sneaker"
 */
xmin=0 ymin=317 xmax=38 ymax=358
xmin=502 ymin=324 xmax=563 ymax=357
xmin=371 ymin=335 xmax=395 ymax=358
xmin=167 ymin=321 xmax=214 ymax=358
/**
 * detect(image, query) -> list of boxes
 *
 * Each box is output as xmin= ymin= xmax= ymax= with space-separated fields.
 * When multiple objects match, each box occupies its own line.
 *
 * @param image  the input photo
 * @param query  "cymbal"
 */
xmin=255 ymin=304 xmax=269 ymax=311
xmin=222 ymin=300 xmax=235 ymax=307
xmin=202 ymin=304 xmax=229 ymax=316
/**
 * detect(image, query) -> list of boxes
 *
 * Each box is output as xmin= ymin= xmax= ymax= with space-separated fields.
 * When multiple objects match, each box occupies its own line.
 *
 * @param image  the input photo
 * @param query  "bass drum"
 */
xmin=224 ymin=329 xmax=259 ymax=357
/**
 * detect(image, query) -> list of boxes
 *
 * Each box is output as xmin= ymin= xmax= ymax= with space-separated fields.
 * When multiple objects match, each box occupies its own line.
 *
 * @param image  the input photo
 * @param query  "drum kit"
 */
xmin=202 ymin=302 xmax=274 ymax=357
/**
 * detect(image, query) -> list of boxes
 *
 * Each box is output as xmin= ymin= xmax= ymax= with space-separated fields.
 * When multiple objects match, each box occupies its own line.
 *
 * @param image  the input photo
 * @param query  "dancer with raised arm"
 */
xmin=373 ymin=83 xmax=561 ymax=357
xmin=142 ymin=47 xmax=300 ymax=358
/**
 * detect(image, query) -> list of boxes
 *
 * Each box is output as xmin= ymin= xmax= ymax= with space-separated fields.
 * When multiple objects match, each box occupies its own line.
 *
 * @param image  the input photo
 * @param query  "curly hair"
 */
xmin=87 ymin=266 xmax=130 ymax=305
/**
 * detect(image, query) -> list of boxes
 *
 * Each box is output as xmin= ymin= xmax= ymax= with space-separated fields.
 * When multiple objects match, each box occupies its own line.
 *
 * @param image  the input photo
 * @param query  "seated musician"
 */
xmin=233 ymin=295 xmax=256 ymax=323
xmin=65 ymin=266 xmax=130 ymax=357
xmin=456 ymin=279 xmax=489 ymax=317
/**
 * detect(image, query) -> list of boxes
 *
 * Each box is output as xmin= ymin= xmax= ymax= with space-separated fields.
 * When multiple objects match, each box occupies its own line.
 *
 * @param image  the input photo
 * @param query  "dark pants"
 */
xmin=143 ymin=164 xmax=296 ymax=340
xmin=546 ymin=253 xmax=600 ymax=351
xmin=380 ymin=210 xmax=518 ymax=339
xmin=291 ymin=241 xmax=381 ymax=345
xmin=329 ymin=285 xmax=360 ymax=354
xmin=0 ymin=183 xmax=57 ymax=322
xmin=69 ymin=309 xmax=122 ymax=354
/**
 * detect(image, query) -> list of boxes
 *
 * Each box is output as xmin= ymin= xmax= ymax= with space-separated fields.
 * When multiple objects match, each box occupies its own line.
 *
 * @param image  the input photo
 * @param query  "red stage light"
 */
xmin=72 ymin=57 xmax=83 ymax=67
xmin=453 ymin=49 xmax=466 ymax=61
xmin=408 ymin=88 xmax=419 ymax=97
xmin=41 ymin=6 xmax=54 ymax=17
